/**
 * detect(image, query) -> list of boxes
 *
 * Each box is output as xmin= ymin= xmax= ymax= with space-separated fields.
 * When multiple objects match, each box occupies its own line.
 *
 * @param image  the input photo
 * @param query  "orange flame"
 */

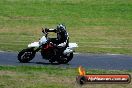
xmin=78 ymin=66 xmax=86 ymax=76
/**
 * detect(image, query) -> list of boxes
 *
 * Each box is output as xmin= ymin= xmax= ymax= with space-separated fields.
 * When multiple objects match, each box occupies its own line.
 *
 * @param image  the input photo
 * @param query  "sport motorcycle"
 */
xmin=18 ymin=28 xmax=78 ymax=64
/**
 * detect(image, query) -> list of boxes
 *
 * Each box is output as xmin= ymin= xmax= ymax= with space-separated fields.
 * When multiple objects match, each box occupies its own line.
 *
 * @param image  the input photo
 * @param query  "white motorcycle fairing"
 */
xmin=28 ymin=42 xmax=39 ymax=48
xmin=28 ymin=35 xmax=78 ymax=55
xmin=28 ymin=36 xmax=47 ymax=48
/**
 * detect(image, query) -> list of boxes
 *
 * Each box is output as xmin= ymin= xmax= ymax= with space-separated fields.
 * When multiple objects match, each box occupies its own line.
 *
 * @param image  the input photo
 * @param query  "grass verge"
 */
xmin=0 ymin=65 xmax=132 ymax=88
xmin=0 ymin=0 xmax=132 ymax=54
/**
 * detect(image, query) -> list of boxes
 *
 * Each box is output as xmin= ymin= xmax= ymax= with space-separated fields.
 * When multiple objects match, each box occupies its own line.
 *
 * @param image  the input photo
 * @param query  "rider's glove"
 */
xmin=42 ymin=29 xmax=45 ymax=33
xmin=45 ymin=28 xmax=48 ymax=33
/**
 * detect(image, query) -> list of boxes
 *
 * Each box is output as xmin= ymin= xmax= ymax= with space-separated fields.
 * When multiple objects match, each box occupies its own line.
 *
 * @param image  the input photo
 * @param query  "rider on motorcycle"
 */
xmin=42 ymin=24 xmax=69 ymax=58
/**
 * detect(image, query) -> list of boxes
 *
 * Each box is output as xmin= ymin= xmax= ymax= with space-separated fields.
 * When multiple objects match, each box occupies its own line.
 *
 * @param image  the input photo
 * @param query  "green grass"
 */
xmin=0 ymin=0 xmax=132 ymax=54
xmin=0 ymin=65 xmax=132 ymax=88
xmin=0 ymin=1 xmax=132 ymax=87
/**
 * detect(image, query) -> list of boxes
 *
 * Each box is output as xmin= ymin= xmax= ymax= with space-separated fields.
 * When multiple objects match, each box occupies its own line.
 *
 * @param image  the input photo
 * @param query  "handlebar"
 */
xmin=42 ymin=28 xmax=48 ymax=38
xmin=42 ymin=27 xmax=57 ymax=38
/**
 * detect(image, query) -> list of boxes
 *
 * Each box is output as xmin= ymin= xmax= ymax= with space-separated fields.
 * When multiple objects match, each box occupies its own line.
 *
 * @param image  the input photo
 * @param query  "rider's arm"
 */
xmin=45 ymin=28 xmax=57 ymax=33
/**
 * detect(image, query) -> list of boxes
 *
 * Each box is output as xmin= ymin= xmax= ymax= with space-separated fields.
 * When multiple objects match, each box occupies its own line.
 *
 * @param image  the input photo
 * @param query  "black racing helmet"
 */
xmin=57 ymin=24 xmax=66 ymax=33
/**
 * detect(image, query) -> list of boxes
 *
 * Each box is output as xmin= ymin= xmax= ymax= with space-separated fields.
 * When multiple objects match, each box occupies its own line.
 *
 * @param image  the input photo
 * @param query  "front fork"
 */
xmin=34 ymin=47 xmax=41 ymax=52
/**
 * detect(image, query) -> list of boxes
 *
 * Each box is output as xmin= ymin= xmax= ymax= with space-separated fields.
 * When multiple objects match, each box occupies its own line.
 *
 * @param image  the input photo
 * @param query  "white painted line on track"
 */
xmin=106 ymin=53 xmax=122 ymax=55
xmin=74 ymin=53 xmax=79 ymax=55
xmin=0 ymin=51 xmax=5 ymax=53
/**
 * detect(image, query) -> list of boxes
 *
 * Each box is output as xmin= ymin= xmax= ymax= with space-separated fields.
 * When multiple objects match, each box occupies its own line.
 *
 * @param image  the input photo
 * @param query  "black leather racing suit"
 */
xmin=45 ymin=28 xmax=69 ymax=57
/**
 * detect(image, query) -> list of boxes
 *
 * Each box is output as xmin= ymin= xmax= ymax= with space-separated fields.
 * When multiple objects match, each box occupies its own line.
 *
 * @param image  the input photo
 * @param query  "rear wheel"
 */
xmin=18 ymin=48 xmax=35 ymax=63
xmin=57 ymin=53 xmax=73 ymax=64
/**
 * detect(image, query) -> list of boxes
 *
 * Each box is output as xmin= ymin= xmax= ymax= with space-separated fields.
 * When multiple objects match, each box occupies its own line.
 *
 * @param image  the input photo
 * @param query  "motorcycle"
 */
xmin=18 ymin=28 xmax=78 ymax=64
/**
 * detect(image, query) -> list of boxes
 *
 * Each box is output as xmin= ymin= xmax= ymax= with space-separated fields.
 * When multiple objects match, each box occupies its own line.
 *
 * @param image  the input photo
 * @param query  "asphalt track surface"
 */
xmin=0 ymin=52 xmax=132 ymax=70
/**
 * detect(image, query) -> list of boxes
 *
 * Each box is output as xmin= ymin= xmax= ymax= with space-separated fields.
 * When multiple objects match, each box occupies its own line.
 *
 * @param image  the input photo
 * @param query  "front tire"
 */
xmin=57 ymin=53 xmax=73 ymax=64
xmin=18 ymin=48 xmax=35 ymax=63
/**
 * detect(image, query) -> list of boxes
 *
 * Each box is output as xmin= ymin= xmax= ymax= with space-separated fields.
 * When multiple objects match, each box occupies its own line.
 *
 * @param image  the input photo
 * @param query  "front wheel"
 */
xmin=57 ymin=53 xmax=73 ymax=64
xmin=18 ymin=48 xmax=35 ymax=63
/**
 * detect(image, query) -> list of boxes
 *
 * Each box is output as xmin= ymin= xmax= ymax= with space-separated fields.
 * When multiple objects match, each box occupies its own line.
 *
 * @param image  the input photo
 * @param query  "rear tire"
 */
xmin=57 ymin=53 xmax=73 ymax=64
xmin=18 ymin=48 xmax=35 ymax=63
